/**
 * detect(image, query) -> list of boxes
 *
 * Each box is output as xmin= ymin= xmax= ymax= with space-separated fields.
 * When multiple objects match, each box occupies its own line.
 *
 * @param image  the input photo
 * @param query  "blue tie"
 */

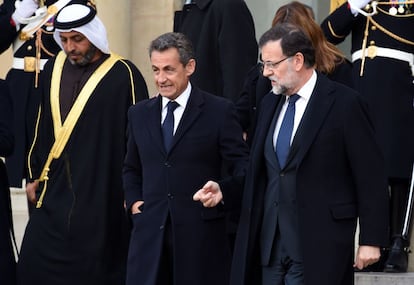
xmin=162 ymin=101 xmax=179 ymax=151
xmin=275 ymin=94 xmax=300 ymax=168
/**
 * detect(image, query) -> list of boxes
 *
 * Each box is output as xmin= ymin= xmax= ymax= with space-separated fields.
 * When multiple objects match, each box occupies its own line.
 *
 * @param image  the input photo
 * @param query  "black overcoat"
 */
xmin=230 ymin=74 xmax=389 ymax=285
xmin=123 ymin=87 xmax=249 ymax=285
xmin=174 ymin=0 xmax=258 ymax=102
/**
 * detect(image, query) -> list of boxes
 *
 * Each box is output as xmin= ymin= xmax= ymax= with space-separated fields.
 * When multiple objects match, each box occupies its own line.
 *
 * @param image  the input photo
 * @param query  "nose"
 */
xmin=262 ymin=66 xmax=273 ymax=78
xmin=64 ymin=39 xmax=75 ymax=52
xmin=156 ymin=71 xmax=167 ymax=83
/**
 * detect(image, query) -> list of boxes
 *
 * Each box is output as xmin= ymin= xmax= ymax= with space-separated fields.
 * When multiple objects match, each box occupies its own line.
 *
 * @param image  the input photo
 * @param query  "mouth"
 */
xmin=69 ymin=52 xmax=81 ymax=59
xmin=268 ymin=76 xmax=279 ymax=86
xmin=159 ymin=84 xmax=172 ymax=90
xmin=270 ymin=79 xmax=278 ymax=86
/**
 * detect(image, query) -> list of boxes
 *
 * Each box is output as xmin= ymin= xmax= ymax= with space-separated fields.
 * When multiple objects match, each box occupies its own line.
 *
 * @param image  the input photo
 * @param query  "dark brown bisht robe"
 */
xmin=17 ymin=53 xmax=148 ymax=285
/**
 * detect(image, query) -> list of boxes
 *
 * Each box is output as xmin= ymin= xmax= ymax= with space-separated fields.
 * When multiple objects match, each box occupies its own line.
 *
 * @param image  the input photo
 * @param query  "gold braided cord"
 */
xmin=35 ymin=29 xmax=41 ymax=87
xmin=36 ymin=180 xmax=47 ymax=208
xmin=34 ymin=28 xmax=56 ymax=88
xmin=368 ymin=16 xmax=414 ymax=45
xmin=19 ymin=16 xmax=48 ymax=41
xmin=39 ymin=29 xmax=56 ymax=57
xmin=327 ymin=21 xmax=346 ymax=38
xmin=359 ymin=17 xmax=371 ymax=76
xmin=377 ymin=6 xmax=414 ymax=17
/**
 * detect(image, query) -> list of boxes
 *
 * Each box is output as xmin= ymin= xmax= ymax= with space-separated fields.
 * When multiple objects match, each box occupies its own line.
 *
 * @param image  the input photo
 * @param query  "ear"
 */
xmin=292 ymin=52 xmax=305 ymax=72
xmin=185 ymin=59 xmax=196 ymax=77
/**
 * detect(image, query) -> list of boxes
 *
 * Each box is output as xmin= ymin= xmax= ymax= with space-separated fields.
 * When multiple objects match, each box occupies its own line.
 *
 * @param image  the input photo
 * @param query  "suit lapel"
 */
xmin=251 ymin=92 xmax=283 ymax=165
xmin=288 ymin=74 xmax=336 ymax=166
xmin=169 ymin=88 xmax=203 ymax=152
xmin=146 ymin=96 xmax=166 ymax=153
xmin=264 ymin=95 xmax=285 ymax=170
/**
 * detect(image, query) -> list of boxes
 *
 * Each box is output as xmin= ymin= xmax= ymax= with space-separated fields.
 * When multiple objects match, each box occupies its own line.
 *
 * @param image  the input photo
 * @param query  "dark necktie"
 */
xmin=162 ymin=101 xmax=179 ymax=151
xmin=275 ymin=94 xmax=300 ymax=168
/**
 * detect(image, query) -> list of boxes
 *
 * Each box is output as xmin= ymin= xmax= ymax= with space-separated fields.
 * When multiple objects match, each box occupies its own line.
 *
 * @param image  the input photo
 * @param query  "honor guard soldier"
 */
xmin=322 ymin=0 xmax=414 ymax=273
xmin=0 ymin=0 xmax=95 ymax=191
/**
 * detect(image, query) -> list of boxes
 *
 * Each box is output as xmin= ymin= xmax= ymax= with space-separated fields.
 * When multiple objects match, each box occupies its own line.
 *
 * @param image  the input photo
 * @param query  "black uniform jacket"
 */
xmin=321 ymin=2 xmax=414 ymax=178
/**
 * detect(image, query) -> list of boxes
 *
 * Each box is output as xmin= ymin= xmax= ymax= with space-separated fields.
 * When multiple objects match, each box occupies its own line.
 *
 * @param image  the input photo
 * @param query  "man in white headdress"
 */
xmin=17 ymin=3 xmax=148 ymax=284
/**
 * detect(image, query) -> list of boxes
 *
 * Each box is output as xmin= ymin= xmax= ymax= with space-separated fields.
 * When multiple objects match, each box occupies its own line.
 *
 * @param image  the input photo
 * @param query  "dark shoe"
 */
xmin=383 ymin=236 xmax=409 ymax=273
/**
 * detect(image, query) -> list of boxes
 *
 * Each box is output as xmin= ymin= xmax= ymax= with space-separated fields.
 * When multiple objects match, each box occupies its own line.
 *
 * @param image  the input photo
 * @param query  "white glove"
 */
xmin=12 ymin=0 xmax=39 ymax=25
xmin=348 ymin=0 xmax=371 ymax=16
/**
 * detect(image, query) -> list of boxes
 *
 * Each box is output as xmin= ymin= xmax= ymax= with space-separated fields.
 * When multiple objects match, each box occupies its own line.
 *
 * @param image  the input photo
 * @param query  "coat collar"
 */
xmin=171 ymin=87 xmax=204 ymax=151
xmin=252 ymin=73 xmax=336 ymax=169
xmin=188 ymin=0 xmax=212 ymax=10
xmin=288 ymin=73 xmax=336 ymax=166
xmin=145 ymin=96 xmax=165 ymax=154
xmin=145 ymin=88 xmax=204 ymax=155
xmin=249 ymin=91 xmax=282 ymax=165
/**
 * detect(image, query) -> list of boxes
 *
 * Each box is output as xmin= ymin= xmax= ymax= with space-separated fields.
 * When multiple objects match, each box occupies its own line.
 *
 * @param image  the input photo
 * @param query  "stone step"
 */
xmin=356 ymin=272 xmax=414 ymax=285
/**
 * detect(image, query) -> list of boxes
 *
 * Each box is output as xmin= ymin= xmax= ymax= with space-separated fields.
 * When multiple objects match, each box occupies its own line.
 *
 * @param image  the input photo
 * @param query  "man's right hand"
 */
xmin=26 ymin=180 xmax=39 ymax=204
xmin=131 ymin=200 xmax=144 ymax=214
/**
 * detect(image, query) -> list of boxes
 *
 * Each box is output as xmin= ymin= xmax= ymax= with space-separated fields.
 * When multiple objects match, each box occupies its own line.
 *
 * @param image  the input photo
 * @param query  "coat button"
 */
xmin=167 ymin=193 xmax=174 ymax=199
xmin=160 ymin=225 xmax=164 ymax=230
xmin=164 ymin=162 xmax=171 ymax=167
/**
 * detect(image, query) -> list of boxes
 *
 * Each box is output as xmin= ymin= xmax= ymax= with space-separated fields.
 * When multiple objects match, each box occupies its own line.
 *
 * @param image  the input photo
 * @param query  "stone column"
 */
xmin=97 ymin=0 xmax=131 ymax=58
xmin=129 ymin=0 xmax=176 ymax=96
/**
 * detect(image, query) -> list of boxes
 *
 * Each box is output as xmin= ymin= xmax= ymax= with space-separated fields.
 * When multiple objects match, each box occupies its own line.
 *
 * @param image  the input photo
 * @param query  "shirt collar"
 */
xmin=296 ymin=70 xmax=317 ymax=101
xmin=162 ymin=82 xmax=192 ymax=110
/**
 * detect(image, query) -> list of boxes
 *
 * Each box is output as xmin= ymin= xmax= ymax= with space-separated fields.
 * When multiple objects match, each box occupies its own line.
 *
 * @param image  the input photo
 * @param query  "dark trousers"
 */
xmin=389 ymin=178 xmax=411 ymax=238
xmin=262 ymin=234 xmax=304 ymax=285
xmin=156 ymin=216 xmax=174 ymax=285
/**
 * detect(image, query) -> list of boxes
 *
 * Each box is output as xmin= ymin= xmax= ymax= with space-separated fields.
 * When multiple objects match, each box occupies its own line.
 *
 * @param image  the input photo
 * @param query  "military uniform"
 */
xmin=322 ymin=1 xmax=414 ymax=272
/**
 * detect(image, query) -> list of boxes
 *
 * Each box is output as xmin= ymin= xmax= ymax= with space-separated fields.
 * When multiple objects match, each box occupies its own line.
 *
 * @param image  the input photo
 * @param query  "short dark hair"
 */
xmin=259 ymin=23 xmax=315 ymax=68
xmin=149 ymin=32 xmax=195 ymax=66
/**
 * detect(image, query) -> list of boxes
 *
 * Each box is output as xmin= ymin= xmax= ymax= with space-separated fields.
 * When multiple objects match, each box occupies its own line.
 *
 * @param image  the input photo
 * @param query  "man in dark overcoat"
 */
xmin=123 ymin=32 xmax=249 ymax=285
xmin=230 ymin=23 xmax=389 ymax=285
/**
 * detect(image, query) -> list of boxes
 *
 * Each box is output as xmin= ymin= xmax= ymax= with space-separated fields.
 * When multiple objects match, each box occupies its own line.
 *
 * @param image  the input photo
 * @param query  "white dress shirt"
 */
xmin=273 ymin=70 xmax=317 ymax=147
xmin=161 ymin=83 xmax=191 ymax=134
